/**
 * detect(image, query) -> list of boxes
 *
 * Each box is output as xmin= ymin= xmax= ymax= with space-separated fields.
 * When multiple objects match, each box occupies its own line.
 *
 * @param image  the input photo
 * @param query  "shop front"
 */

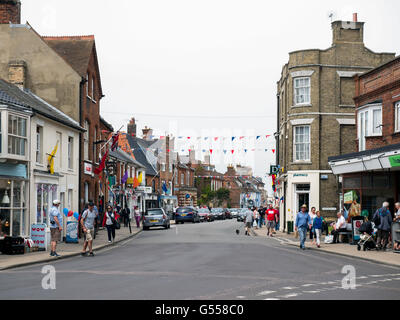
xmin=329 ymin=144 xmax=400 ymax=219
xmin=0 ymin=175 xmax=28 ymax=237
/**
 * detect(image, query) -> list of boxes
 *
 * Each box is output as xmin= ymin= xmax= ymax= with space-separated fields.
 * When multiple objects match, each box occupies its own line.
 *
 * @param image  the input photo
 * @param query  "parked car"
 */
xmin=237 ymin=208 xmax=251 ymax=222
xmin=198 ymin=208 xmax=213 ymax=222
xmin=143 ymin=208 xmax=170 ymax=230
xmin=211 ymin=208 xmax=225 ymax=220
xmin=223 ymin=208 xmax=232 ymax=219
xmin=230 ymin=208 xmax=240 ymax=218
xmin=175 ymin=207 xmax=201 ymax=224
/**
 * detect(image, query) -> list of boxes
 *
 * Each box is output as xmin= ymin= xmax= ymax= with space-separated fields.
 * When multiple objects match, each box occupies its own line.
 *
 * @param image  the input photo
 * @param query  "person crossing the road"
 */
xmin=81 ymin=201 xmax=98 ymax=256
xmin=49 ymin=199 xmax=62 ymax=257
xmin=244 ymin=208 xmax=253 ymax=236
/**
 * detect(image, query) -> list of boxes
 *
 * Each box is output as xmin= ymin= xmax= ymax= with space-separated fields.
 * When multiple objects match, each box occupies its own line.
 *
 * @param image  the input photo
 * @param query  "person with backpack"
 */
xmin=373 ymin=202 xmax=392 ymax=251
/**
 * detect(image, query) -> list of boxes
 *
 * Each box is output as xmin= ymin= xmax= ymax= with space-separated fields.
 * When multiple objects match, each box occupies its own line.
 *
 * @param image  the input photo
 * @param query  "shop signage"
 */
xmin=320 ymin=175 xmax=328 ymax=180
xmin=344 ymin=190 xmax=356 ymax=204
xmin=137 ymin=186 xmax=152 ymax=194
xmin=351 ymin=216 xmax=365 ymax=243
xmin=322 ymin=207 xmax=337 ymax=211
xmin=294 ymin=174 xmax=308 ymax=177
xmin=270 ymin=165 xmax=279 ymax=175
xmin=31 ymin=224 xmax=47 ymax=249
xmin=84 ymin=162 xmax=93 ymax=175
xmin=66 ymin=221 xmax=78 ymax=243
xmin=389 ymin=155 xmax=400 ymax=167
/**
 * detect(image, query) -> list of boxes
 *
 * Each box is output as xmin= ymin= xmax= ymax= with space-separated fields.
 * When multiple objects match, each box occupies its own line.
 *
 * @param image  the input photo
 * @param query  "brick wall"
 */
xmin=0 ymin=0 xmax=20 ymax=24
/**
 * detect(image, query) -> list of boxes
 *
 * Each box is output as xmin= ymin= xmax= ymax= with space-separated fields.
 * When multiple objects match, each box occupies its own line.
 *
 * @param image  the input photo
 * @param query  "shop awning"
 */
xmin=328 ymin=143 xmax=400 ymax=175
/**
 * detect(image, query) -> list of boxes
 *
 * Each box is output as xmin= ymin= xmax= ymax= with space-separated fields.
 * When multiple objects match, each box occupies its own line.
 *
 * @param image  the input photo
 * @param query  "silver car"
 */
xmin=143 ymin=208 xmax=170 ymax=230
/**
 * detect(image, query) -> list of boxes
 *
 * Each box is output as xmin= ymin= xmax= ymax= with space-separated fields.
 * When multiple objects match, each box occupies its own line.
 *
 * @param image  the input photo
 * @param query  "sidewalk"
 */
xmin=0 ymin=224 xmax=143 ymax=271
xmin=252 ymin=226 xmax=400 ymax=267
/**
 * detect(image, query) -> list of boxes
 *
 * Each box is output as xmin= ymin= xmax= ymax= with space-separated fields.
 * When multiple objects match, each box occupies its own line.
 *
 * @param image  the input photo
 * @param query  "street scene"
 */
xmin=0 ymin=0 xmax=400 ymax=305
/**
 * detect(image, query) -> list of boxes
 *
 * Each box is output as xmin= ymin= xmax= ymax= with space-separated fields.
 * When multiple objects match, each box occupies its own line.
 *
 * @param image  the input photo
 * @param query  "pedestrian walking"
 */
xmin=105 ymin=205 xmax=116 ymax=243
xmin=253 ymin=207 xmax=259 ymax=229
xmin=393 ymin=202 xmax=400 ymax=252
xmin=313 ymin=211 xmax=323 ymax=248
xmin=80 ymin=201 xmax=98 ymax=256
xmin=266 ymin=204 xmax=277 ymax=237
xmin=274 ymin=206 xmax=280 ymax=232
xmin=49 ymin=199 xmax=62 ymax=257
xmin=295 ymin=204 xmax=311 ymax=250
xmin=373 ymin=202 xmax=392 ymax=251
xmin=134 ymin=206 xmax=141 ymax=228
xmin=309 ymin=207 xmax=317 ymax=243
xmin=244 ymin=209 xmax=253 ymax=236
xmin=258 ymin=206 xmax=265 ymax=229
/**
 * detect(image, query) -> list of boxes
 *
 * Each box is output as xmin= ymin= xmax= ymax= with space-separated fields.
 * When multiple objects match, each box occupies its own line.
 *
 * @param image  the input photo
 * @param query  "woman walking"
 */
xmin=105 ymin=205 xmax=116 ymax=243
xmin=313 ymin=211 xmax=323 ymax=248
xmin=309 ymin=207 xmax=317 ymax=243
xmin=253 ymin=207 xmax=259 ymax=229
xmin=134 ymin=206 xmax=141 ymax=228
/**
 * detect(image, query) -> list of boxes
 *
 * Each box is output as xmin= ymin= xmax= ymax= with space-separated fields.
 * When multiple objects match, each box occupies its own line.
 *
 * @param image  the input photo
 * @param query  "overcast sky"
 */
xmin=22 ymin=0 xmax=400 ymax=192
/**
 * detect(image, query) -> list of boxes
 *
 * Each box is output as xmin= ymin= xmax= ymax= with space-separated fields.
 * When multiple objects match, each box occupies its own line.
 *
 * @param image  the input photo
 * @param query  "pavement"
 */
xmin=252 ymin=225 xmax=400 ymax=267
xmin=0 ymin=223 xmax=143 ymax=270
xmin=1 ymin=219 xmax=399 ymax=300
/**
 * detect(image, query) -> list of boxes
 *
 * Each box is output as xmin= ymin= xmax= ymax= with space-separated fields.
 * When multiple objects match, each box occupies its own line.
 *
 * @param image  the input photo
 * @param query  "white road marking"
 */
xmin=236 ymin=296 xmax=246 ymax=299
xmin=264 ymin=298 xmax=280 ymax=300
xmin=357 ymin=276 xmax=368 ymax=279
xmin=303 ymin=290 xmax=320 ymax=294
xmin=282 ymin=287 xmax=298 ymax=290
xmin=369 ymin=274 xmax=385 ymax=278
xmin=278 ymin=293 xmax=301 ymax=298
xmin=257 ymin=290 xmax=276 ymax=296
xmin=393 ymin=278 xmax=400 ymax=280
xmin=302 ymin=284 xmax=315 ymax=287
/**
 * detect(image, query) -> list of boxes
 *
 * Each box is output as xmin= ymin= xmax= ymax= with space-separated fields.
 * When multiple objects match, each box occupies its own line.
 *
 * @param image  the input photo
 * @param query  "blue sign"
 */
xmin=66 ymin=221 xmax=78 ymax=243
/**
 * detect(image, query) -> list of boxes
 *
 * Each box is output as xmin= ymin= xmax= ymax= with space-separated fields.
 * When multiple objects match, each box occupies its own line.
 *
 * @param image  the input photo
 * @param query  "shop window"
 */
xmin=0 ymin=180 xmax=27 ymax=237
xmin=343 ymin=177 xmax=361 ymax=189
xmin=8 ymin=114 xmax=27 ymax=156
xmin=36 ymin=184 xmax=57 ymax=226
xmin=362 ymin=175 xmax=372 ymax=189
xmin=372 ymin=175 xmax=391 ymax=189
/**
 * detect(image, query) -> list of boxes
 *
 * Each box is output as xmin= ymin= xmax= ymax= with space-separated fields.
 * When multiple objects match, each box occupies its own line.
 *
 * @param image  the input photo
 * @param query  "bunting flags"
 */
xmin=121 ymin=171 xmax=128 ymax=184
xmin=138 ymin=172 xmax=143 ymax=184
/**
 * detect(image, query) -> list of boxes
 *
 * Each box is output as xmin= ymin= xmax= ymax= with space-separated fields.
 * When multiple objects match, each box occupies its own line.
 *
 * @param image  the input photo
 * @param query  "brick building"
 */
xmin=275 ymin=16 xmax=395 ymax=230
xmin=329 ymin=55 xmax=400 ymax=218
xmin=173 ymin=155 xmax=197 ymax=207
xmin=43 ymin=35 xmax=105 ymax=213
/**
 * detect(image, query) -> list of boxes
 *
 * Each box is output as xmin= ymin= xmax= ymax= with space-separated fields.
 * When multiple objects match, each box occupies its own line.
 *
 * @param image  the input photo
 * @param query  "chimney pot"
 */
xmin=353 ymin=13 xmax=358 ymax=22
xmin=0 ymin=0 xmax=21 ymax=24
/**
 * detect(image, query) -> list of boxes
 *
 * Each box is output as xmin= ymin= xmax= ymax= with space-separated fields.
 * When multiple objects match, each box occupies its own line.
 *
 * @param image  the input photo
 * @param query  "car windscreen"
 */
xmin=198 ymin=209 xmax=209 ymax=213
xmin=146 ymin=209 xmax=164 ymax=216
xmin=176 ymin=208 xmax=192 ymax=213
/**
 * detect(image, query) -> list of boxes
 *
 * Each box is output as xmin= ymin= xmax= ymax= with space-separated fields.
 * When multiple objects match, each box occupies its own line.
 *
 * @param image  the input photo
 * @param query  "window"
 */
xmin=68 ymin=137 xmax=73 ymax=169
xmin=186 ymin=171 xmax=190 ymax=185
xmin=175 ymin=169 xmax=178 ymax=184
xmin=92 ymin=76 xmax=95 ymax=100
xmin=94 ymin=127 xmax=98 ymax=163
xmin=86 ymin=73 xmax=89 ymax=97
xmin=395 ymin=101 xmax=400 ymax=132
xmin=36 ymin=125 xmax=43 ymax=163
xmin=294 ymin=126 xmax=310 ymax=161
xmin=181 ymin=173 xmax=184 ymax=185
xmin=84 ymin=121 xmax=89 ymax=160
xmin=8 ymin=114 xmax=27 ymax=156
xmin=161 ymin=163 xmax=166 ymax=172
xmin=56 ymin=132 xmax=62 ymax=170
xmin=358 ymin=104 xmax=382 ymax=151
xmin=294 ymin=77 xmax=310 ymax=105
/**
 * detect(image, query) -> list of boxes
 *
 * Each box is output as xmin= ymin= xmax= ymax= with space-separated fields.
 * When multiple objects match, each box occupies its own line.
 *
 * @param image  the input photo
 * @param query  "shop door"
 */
xmin=295 ymin=184 xmax=310 ymax=214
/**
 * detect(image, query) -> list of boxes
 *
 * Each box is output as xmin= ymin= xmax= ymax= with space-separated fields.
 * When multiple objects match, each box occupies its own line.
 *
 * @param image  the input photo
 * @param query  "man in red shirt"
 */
xmin=266 ymin=204 xmax=278 ymax=237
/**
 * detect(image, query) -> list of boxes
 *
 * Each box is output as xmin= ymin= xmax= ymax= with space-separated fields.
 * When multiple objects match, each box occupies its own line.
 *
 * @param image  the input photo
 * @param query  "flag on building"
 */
xmin=47 ymin=141 xmax=59 ymax=174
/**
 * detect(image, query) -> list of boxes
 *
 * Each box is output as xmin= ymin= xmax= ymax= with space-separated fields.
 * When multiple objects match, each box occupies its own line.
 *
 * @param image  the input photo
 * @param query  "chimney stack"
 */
xmin=353 ymin=13 xmax=358 ymax=22
xmin=8 ymin=60 xmax=26 ymax=89
xmin=0 ymin=0 xmax=21 ymax=24
xmin=142 ymin=126 xmax=153 ymax=140
xmin=127 ymin=117 xmax=137 ymax=137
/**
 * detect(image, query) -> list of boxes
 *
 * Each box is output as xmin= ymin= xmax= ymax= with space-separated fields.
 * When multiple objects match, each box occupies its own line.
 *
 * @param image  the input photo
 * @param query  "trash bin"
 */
xmin=287 ymin=221 xmax=293 ymax=233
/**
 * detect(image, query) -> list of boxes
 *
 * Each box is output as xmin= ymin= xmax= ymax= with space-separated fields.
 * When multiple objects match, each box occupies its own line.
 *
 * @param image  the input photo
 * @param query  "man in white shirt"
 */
xmin=332 ymin=212 xmax=347 ymax=243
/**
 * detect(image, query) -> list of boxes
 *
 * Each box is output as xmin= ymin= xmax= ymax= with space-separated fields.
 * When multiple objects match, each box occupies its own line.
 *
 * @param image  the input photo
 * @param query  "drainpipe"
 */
xmin=78 ymin=77 xmax=86 ymax=237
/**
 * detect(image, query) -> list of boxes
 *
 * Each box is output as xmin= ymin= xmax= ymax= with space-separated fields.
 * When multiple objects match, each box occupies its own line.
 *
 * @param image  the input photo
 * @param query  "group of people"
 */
xmin=244 ymin=204 xmax=280 ymax=236
xmin=49 ymin=199 xmax=143 ymax=258
xmin=295 ymin=201 xmax=400 ymax=251
xmin=295 ymin=205 xmax=327 ymax=250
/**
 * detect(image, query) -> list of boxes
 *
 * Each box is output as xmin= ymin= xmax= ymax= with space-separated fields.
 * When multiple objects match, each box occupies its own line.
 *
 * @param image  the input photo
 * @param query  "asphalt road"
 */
xmin=0 ymin=219 xmax=399 ymax=300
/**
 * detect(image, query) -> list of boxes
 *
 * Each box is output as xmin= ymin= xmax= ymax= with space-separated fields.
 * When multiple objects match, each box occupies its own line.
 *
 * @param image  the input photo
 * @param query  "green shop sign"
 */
xmin=389 ymin=155 xmax=400 ymax=167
